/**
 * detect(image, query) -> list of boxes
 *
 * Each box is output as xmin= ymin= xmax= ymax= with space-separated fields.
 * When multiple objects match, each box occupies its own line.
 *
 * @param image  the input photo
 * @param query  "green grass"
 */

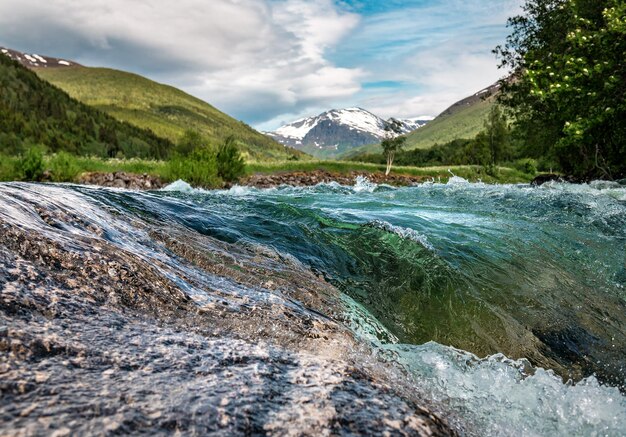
xmin=246 ymin=160 xmax=532 ymax=184
xmin=35 ymin=66 xmax=302 ymax=161
xmin=1 ymin=154 xmax=532 ymax=186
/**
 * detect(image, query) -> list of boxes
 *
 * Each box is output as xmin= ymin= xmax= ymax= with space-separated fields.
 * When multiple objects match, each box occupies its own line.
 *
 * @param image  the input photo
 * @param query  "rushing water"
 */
xmin=1 ymin=177 xmax=625 ymax=435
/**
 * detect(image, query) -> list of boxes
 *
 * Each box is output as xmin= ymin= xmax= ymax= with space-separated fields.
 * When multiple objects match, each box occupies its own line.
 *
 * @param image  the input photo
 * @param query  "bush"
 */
xmin=165 ymin=146 xmax=221 ymax=188
xmin=513 ymin=158 xmax=538 ymax=176
xmin=49 ymin=152 xmax=80 ymax=182
xmin=18 ymin=146 xmax=45 ymax=181
xmin=0 ymin=154 xmax=20 ymax=181
xmin=216 ymin=137 xmax=245 ymax=182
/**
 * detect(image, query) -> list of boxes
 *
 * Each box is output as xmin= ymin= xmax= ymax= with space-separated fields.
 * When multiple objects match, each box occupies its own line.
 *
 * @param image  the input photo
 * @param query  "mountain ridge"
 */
xmin=266 ymin=107 xmax=431 ymax=158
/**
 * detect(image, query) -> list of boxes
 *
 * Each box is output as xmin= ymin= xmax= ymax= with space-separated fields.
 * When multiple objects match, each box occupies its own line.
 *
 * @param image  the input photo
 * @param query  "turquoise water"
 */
xmin=159 ymin=178 xmax=626 ymax=433
xmin=3 ymin=177 xmax=625 ymax=434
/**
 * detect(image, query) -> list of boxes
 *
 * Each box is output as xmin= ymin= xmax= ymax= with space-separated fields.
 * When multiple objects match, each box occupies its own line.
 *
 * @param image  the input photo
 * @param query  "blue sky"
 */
xmin=0 ymin=0 xmax=522 ymax=130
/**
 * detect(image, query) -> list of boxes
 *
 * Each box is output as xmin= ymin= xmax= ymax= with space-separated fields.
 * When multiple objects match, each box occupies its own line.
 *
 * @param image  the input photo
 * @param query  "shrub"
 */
xmin=166 ymin=146 xmax=220 ymax=188
xmin=513 ymin=158 xmax=538 ymax=176
xmin=0 ymin=154 xmax=20 ymax=181
xmin=49 ymin=152 xmax=80 ymax=182
xmin=18 ymin=146 xmax=45 ymax=181
xmin=216 ymin=137 xmax=245 ymax=182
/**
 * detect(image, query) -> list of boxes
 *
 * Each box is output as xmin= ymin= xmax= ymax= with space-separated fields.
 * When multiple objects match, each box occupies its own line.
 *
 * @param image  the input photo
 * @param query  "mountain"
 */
xmin=342 ymin=83 xmax=500 ymax=158
xmin=0 ymin=50 xmax=172 ymax=159
xmin=0 ymin=47 xmax=80 ymax=68
xmin=266 ymin=108 xmax=430 ymax=158
xmin=2 ymin=47 xmax=301 ymax=161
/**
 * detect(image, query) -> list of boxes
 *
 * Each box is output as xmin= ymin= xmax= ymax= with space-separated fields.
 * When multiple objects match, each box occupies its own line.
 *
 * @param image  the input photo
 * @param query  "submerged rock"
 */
xmin=0 ymin=183 xmax=454 ymax=436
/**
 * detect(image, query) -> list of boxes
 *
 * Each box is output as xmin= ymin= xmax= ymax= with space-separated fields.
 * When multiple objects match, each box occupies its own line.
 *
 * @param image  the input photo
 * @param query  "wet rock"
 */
xmin=77 ymin=172 xmax=164 ymax=190
xmin=241 ymin=170 xmax=426 ymax=188
xmin=0 ymin=183 xmax=456 ymax=436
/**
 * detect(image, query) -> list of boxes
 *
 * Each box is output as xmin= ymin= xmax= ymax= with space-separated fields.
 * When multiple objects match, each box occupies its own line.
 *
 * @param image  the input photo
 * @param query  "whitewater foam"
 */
xmin=368 ymin=220 xmax=434 ymax=251
xmin=161 ymin=179 xmax=195 ymax=193
xmin=381 ymin=342 xmax=626 ymax=436
xmin=353 ymin=175 xmax=378 ymax=193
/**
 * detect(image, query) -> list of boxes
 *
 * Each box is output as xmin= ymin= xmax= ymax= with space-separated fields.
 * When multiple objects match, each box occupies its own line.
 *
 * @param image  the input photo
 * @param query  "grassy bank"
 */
xmin=0 ymin=153 xmax=533 ymax=186
xmin=247 ymin=160 xmax=533 ymax=184
xmin=0 ymin=154 xmax=167 ymax=182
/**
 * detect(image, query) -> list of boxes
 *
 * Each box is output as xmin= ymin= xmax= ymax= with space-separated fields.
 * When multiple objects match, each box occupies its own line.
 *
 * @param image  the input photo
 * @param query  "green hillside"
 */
xmin=403 ymin=95 xmax=495 ymax=149
xmin=0 ymin=54 xmax=172 ymax=158
xmin=36 ymin=66 xmax=301 ymax=160
xmin=342 ymin=89 xmax=497 ymax=158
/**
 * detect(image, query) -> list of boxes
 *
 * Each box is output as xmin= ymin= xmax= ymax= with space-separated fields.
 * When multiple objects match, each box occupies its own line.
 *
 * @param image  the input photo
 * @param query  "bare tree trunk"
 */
xmin=385 ymin=152 xmax=394 ymax=176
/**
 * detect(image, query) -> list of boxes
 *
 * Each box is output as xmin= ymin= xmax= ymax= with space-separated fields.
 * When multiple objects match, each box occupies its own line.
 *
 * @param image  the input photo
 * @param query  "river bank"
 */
xmin=76 ymin=166 xmax=531 ymax=190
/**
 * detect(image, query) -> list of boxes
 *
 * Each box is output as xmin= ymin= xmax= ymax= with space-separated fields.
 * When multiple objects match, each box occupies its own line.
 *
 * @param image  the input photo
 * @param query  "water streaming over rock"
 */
xmin=1 ymin=178 xmax=625 ymax=435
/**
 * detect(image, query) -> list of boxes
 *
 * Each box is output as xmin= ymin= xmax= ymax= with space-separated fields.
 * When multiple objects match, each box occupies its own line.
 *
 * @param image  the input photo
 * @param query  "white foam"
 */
xmin=384 ymin=342 xmax=626 ymax=436
xmin=161 ymin=180 xmax=194 ymax=193
xmin=353 ymin=176 xmax=377 ymax=193
xmin=368 ymin=220 xmax=434 ymax=250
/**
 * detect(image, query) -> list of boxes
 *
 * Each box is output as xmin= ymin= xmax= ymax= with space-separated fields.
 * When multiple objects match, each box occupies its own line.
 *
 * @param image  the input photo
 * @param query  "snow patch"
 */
xmin=58 ymin=60 xmax=70 ymax=66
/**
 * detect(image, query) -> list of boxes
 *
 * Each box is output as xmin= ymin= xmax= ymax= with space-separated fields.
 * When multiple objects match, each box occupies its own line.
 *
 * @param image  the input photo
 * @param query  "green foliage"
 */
xmin=216 ymin=137 xmax=245 ymax=182
xmin=176 ymin=129 xmax=205 ymax=155
xmin=0 ymin=154 xmax=20 ymax=181
xmin=18 ymin=146 xmax=45 ymax=181
xmin=495 ymin=0 xmax=626 ymax=178
xmin=36 ymin=67 xmax=304 ymax=161
xmin=483 ymin=105 xmax=511 ymax=165
xmin=514 ymin=158 xmax=539 ymax=175
xmin=165 ymin=147 xmax=221 ymax=188
xmin=48 ymin=152 xmax=80 ymax=182
xmin=0 ymin=55 xmax=173 ymax=159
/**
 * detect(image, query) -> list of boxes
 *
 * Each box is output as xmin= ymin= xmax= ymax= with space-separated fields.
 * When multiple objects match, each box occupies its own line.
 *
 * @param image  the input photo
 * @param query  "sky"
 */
xmin=0 ymin=0 xmax=522 ymax=131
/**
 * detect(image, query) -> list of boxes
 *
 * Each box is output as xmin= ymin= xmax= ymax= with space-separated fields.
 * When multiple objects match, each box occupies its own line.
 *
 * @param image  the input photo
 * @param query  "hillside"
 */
xmin=342 ymin=84 xmax=498 ymax=157
xmin=266 ymin=107 xmax=429 ymax=159
xmin=35 ymin=66 xmax=300 ymax=160
xmin=0 ymin=53 xmax=172 ymax=158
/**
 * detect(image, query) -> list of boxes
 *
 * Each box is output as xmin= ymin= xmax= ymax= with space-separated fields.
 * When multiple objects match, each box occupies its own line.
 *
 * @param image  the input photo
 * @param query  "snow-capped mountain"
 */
xmin=0 ymin=47 xmax=78 ymax=68
xmin=266 ymin=108 xmax=431 ymax=158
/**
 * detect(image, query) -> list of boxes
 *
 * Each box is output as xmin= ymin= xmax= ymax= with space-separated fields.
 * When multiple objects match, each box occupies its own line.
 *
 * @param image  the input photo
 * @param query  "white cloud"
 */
xmin=0 ymin=0 xmax=362 ymax=123
xmin=0 ymin=0 xmax=524 ymax=129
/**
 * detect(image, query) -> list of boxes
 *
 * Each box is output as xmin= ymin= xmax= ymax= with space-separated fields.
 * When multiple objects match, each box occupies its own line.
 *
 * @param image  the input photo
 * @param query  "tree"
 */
xmin=216 ymin=136 xmax=245 ymax=182
xmin=176 ymin=130 xmax=204 ymax=155
xmin=381 ymin=120 xmax=407 ymax=176
xmin=494 ymin=0 xmax=626 ymax=179
xmin=484 ymin=105 xmax=510 ymax=165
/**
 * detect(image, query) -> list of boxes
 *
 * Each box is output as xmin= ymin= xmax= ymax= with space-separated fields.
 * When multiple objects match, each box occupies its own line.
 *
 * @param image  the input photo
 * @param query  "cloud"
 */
xmin=0 ymin=0 xmax=362 ymax=124
xmin=328 ymin=0 xmax=523 ymax=120
xmin=0 ymin=0 xmax=524 ymax=129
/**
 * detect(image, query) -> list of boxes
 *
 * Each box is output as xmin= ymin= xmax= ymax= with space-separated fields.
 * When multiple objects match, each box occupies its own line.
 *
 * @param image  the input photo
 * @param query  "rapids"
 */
xmin=1 ymin=178 xmax=625 ymax=435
